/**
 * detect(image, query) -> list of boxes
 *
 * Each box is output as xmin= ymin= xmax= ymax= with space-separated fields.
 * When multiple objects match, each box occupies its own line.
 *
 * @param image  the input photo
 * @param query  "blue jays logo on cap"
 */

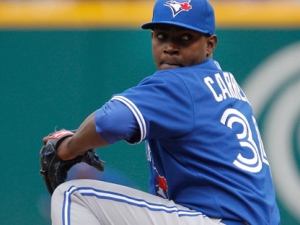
xmin=164 ymin=0 xmax=192 ymax=17
xmin=141 ymin=0 xmax=216 ymax=36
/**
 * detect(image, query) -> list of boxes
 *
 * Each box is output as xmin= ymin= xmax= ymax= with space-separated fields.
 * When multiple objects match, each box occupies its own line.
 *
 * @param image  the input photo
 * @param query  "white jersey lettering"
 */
xmin=204 ymin=72 xmax=249 ymax=104
xmin=204 ymin=76 xmax=223 ymax=102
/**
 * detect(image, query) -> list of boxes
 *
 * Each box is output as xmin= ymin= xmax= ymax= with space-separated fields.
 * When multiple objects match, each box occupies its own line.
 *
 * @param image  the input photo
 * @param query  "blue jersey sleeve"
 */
xmin=94 ymin=100 xmax=139 ymax=144
xmin=112 ymin=70 xmax=195 ymax=140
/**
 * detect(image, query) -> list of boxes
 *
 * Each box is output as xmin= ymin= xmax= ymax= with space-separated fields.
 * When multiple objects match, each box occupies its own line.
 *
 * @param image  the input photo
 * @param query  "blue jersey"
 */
xmin=95 ymin=59 xmax=280 ymax=224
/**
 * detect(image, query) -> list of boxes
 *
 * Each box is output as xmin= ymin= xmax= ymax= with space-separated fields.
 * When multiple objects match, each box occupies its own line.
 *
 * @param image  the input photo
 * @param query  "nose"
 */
xmin=164 ymin=40 xmax=179 ymax=55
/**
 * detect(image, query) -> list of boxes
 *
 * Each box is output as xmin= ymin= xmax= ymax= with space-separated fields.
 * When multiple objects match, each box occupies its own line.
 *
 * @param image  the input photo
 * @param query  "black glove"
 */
xmin=39 ymin=129 xmax=104 ymax=195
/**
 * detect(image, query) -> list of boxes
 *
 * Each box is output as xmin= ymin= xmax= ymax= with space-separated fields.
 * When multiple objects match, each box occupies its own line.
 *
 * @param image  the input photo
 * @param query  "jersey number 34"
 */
xmin=221 ymin=108 xmax=269 ymax=173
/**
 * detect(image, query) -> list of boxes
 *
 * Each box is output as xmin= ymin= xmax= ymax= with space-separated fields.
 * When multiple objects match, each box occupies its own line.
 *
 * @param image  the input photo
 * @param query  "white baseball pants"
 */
xmin=51 ymin=179 xmax=224 ymax=225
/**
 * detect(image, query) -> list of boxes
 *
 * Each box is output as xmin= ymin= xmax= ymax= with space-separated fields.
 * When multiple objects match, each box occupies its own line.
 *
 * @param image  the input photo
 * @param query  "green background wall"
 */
xmin=1 ymin=29 xmax=300 ymax=225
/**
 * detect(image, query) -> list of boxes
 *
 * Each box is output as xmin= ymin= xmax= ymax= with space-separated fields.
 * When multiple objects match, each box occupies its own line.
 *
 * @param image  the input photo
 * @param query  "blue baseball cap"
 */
xmin=141 ymin=0 xmax=215 ymax=36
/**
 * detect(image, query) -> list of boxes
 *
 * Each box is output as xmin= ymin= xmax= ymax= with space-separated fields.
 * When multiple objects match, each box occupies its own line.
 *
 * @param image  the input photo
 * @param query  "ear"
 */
xmin=206 ymin=35 xmax=218 ymax=57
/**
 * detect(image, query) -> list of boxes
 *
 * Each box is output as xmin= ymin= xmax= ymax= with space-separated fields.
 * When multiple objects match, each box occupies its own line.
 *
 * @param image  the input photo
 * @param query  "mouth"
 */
xmin=159 ymin=62 xmax=182 ymax=70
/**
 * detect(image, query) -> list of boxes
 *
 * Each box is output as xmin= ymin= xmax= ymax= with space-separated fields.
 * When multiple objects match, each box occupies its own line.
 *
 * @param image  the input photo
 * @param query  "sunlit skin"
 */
xmin=151 ymin=24 xmax=218 ymax=70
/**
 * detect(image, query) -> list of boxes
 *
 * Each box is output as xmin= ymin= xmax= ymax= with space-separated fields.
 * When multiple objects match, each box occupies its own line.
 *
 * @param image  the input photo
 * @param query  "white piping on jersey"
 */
xmin=62 ymin=186 xmax=204 ymax=225
xmin=111 ymin=95 xmax=147 ymax=143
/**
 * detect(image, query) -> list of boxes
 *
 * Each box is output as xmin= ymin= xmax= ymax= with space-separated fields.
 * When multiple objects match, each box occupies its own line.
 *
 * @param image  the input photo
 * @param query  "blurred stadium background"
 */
xmin=0 ymin=1 xmax=299 ymax=224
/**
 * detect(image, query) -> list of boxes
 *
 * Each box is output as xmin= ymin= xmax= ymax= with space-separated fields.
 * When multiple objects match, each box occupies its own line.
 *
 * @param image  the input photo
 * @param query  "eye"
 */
xmin=156 ymin=33 xmax=166 ymax=40
xmin=181 ymin=34 xmax=192 ymax=41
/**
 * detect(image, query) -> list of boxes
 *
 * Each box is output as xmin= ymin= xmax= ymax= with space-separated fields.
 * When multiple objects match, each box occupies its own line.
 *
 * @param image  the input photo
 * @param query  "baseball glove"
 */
xmin=39 ymin=129 xmax=105 ymax=195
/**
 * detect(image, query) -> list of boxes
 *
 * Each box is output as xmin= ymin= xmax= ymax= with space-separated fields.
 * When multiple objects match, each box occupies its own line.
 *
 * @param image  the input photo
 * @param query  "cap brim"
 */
xmin=141 ymin=21 xmax=211 ymax=35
